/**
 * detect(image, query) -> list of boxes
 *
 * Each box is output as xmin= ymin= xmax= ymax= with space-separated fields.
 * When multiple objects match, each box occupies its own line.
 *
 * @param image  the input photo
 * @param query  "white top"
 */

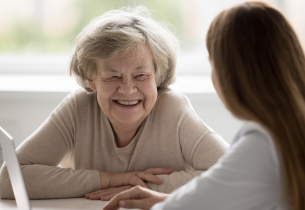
xmin=151 ymin=122 xmax=288 ymax=210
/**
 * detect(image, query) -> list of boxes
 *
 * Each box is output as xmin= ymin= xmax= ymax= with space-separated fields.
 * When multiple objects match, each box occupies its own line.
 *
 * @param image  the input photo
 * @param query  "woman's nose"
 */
xmin=118 ymin=78 xmax=137 ymax=94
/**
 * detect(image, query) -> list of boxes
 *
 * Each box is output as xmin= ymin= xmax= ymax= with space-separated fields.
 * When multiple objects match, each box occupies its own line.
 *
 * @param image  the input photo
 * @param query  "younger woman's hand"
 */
xmin=99 ymin=168 xmax=173 ymax=189
xmin=103 ymin=186 xmax=169 ymax=210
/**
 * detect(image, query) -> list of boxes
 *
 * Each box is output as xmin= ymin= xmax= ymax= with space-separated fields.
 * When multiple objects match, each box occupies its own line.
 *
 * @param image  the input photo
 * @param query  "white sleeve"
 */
xmin=151 ymin=131 xmax=283 ymax=210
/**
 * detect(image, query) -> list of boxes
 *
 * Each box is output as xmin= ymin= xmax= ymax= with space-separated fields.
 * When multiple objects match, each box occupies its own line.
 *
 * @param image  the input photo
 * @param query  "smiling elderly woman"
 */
xmin=0 ymin=6 xmax=228 ymax=200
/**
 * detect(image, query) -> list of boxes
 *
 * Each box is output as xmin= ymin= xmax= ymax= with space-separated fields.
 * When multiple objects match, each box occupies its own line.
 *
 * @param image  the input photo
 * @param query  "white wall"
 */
xmin=0 ymin=92 xmax=69 ymax=147
xmin=187 ymin=93 xmax=244 ymax=142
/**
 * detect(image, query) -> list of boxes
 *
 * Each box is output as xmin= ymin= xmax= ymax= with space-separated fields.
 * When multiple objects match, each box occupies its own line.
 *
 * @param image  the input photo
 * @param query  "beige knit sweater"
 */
xmin=0 ymin=88 xmax=229 ymax=199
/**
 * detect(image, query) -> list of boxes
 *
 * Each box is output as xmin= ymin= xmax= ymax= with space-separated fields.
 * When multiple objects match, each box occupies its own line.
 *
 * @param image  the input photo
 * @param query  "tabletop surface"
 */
xmin=0 ymin=197 xmax=139 ymax=210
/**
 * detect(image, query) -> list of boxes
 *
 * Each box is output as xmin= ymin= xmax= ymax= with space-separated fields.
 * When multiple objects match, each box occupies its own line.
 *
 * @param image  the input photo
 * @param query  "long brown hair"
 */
xmin=206 ymin=2 xmax=305 ymax=210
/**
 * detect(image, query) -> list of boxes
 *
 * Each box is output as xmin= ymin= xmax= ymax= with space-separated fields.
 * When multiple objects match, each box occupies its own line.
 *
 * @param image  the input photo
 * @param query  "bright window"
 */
xmin=0 ymin=0 xmax=304 ymax=76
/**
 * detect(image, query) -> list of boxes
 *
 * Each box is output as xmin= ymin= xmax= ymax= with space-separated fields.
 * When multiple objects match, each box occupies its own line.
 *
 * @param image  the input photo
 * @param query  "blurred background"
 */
xmin=0 ymin=0 xmax=304 ymax=163
xmin=1 ymin=0 xmax=304 ymax=75
xmin=0 ymin=0 xmax=199 ymax=52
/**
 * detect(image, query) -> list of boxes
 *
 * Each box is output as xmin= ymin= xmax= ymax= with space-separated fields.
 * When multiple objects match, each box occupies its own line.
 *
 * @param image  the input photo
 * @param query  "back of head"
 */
xmin=207 ymin=2 xmax=305 ymax=210
xmin=70 ymin=6 xmax=179 ymax=92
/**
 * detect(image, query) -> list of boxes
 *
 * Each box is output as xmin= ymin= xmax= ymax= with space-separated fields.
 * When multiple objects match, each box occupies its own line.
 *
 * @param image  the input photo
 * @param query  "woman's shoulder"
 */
xmin=232 ymin=122 xmax=273 ymax=146
xmin=57 ymin=88 xmax=98 ymax=109
xmin=158 ymin=87 xmax=186 ymax=99
xmin=152 ymin=88 xmax=217 ymax=133
xmin=51 ymin=88 xmax=99 ymax=118
xmin=156 ymin=87 xmax=208 ymax=121
xmin=69 ymin=88 xmax=97 ymax=103
xmin=231 ymin=121 xmax=281 ymax=168
xmin=156 ymin=88 xmax=192 ymax=108
xmin=152 ymin=88 xmax=194 ymax=119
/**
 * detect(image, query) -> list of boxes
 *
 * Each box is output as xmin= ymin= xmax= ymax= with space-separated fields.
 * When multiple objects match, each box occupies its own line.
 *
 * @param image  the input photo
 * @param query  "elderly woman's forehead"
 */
xmin=96 ymin=46 xmax=153 ymax=68
xmin=100 ymin=44 xmax=152 ymax=61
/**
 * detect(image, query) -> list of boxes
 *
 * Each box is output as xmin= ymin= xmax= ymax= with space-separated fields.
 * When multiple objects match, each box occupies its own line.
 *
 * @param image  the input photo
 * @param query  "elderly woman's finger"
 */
xmin=85 ymin=190 xmax=103 ymax=199
xmin=128 ymin=176 xmax=148 ymax=188
xmin=87 ymin=186 xmax=134 ymax=200
xmin=86 ymin=190 xmax=103 ymax=196
xmin=86 ymin=189 xmax=113 ymax=199
xmin=88 ymin=191 xmax=113 ymax=200
xmin=88 ymin=195 xmax=102 ymax=200
xmin=87 ymin=189 xmax=118 ymax=200
xmin=100 ymin=194 xmax=112 ymax=201
xmin=100 ymin=192 xmax=119 ymax=201
xmin=103 ymin=186 xmax=149 ymax=210
xmin=145 ymin=168 xmax=173 ymax=175
xmin=136 ymin=172 xmax=163 ymax=185
xmin=100 ymin=186 xmax=133 ymax=201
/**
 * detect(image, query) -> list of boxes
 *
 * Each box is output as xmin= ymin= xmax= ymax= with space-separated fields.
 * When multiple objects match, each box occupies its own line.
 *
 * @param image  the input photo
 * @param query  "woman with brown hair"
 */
xmin=104 ymin=1 xmax=305 ymax=210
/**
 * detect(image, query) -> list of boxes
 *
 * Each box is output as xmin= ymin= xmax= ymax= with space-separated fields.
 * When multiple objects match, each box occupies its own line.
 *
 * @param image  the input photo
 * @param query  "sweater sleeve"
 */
xmin=147 ymin=92 xmax=229 ymax=193
xmin=0 ymin=92 xmax=101 ymax=199
xmin=147 ymin=132 xmax=228 ymax=193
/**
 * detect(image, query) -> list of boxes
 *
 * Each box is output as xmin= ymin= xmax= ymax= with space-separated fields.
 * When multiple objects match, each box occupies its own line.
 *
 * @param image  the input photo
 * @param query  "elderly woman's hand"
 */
xmin=85 ymin=168 xmax=172 ymax=201
xmin=103 ymin=186 xmax=169 ymax=210
xmin=85 ymin=185 xmax=133 ymax=200
xmin=99 ymin=168 xmax=172 ymax=189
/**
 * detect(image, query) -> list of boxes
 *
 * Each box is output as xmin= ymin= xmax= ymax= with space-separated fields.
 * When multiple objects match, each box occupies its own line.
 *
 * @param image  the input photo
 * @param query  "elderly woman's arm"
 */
xmin=0 ymin=117 xmax=101 ymax=199
xmin=147 ymin=132 xmax=228 ymax=193
xmin=0 ymin=92 xmax=169 ymax=199
xmin=89 ymin=131 xmax=228 ymax=199
xmin=81 ymin=89 xmax=229 ymax=200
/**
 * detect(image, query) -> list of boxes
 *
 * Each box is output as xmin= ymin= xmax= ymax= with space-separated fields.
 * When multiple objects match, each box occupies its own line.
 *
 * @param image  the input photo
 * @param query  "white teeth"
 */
xmin=117 ymin=100 xmax=139 ymax=106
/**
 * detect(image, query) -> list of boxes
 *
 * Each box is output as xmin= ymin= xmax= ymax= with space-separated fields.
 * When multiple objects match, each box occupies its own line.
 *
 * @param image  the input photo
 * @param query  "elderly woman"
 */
xmin=0 ymin=7 xmax=228 ymax=200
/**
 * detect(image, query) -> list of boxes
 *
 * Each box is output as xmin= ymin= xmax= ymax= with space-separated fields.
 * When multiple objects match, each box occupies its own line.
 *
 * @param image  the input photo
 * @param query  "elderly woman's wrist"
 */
xmin=99 ymin=171 xmax=114 ymax=189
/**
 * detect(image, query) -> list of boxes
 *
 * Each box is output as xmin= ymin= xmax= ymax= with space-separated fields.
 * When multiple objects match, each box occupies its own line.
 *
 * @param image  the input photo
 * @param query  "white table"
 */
xmin=0 ymin=198 xmax=139 ymax=210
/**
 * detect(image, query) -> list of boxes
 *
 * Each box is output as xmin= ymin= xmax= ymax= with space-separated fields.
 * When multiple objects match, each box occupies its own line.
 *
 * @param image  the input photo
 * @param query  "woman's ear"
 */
xmin=88 ymin=79 xmax=97 ymax=91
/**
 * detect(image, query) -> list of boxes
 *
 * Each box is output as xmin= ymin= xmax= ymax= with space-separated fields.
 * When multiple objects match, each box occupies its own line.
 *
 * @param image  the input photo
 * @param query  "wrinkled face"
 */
xmin=89 ymin=44 xmax=158 ymax=128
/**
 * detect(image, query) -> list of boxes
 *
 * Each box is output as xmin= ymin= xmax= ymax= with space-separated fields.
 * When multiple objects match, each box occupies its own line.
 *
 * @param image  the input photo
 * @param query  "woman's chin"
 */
xmin=110 ymin=114 xmax=147 ymax=128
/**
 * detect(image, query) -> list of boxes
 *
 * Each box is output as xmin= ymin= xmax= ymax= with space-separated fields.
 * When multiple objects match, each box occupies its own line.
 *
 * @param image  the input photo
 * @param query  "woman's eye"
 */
xmin=103 ymin=76 xmax=120 ymax=82
xmin=111 ymin=76 xmax=120 ymax=80
xmin=135 ymin=74 xmax=147 ymax=80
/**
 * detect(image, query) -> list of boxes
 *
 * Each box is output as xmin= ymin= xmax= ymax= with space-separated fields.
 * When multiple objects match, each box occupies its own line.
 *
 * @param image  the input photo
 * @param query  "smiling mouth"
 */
xmin=115 ymin=100 xmax=140 ymax=106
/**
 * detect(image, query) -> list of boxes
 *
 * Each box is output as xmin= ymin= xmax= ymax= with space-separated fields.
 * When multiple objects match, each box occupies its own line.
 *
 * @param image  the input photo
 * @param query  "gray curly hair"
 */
xmin=70 ymin=6 xmax=179 ymax=92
